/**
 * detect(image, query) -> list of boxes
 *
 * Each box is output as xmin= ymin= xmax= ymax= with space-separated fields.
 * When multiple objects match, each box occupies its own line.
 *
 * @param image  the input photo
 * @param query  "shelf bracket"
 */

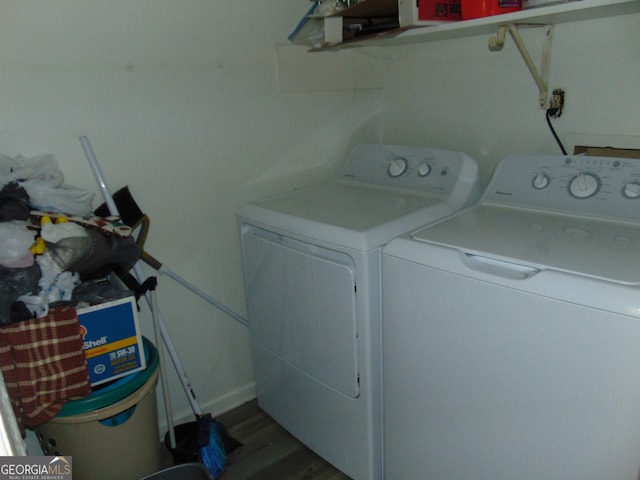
xmin=489 ymin=23 xmax=553 ymax=109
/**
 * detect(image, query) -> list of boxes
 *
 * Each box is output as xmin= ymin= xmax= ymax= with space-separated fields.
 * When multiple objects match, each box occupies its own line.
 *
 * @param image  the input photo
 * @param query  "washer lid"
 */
xmin=238 ymin=180 xmax=454 ymax=250
xmin=410 ymin=204 xmax=640 ymax=285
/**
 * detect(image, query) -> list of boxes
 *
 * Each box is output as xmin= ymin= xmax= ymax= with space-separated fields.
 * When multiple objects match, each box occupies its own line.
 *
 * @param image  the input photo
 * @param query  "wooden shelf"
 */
xmin=315 ymin=0 xmax=640 ymax=49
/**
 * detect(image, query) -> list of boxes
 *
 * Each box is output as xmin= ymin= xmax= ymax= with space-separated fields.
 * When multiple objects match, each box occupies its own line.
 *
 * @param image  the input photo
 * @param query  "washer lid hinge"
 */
xmin=489 ymin=23 xmax=553 ymax=109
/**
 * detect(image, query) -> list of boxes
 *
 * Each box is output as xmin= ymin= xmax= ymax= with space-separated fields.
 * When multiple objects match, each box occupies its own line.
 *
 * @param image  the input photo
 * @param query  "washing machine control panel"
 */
xmin=340 ymin=144 xmax=478 ymax=196
xmin=484 ymin=155 xmax=640 ymax=221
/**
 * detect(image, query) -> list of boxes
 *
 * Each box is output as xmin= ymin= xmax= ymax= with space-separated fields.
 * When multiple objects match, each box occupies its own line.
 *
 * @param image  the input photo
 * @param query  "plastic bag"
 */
xmin=65 ymin=229 xmax=141 ymax=279
xmin=0 ymin=154 xmax=63 ymax=189
xmin=41 ymin=221 xmax=92 ymax=271
xmin=0 ymin=263 xmax=40 ymax=325
xmin=0 ymin=154 xmax=94 ymax=216
xmin=41 ymin=220 xmax=87 ymax=244
xmin=27 ymin=184 xmax=94 ymax=217
xmin=18 ymin=252 xmax=80 ymax=319
xmin=0 ymin=223 xmax=35 ymax=268
xmin=0 ymin=182 xmax=31 ymax=222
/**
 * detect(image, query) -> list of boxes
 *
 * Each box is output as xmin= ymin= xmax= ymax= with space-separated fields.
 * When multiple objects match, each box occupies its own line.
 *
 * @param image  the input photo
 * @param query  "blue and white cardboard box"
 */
xmin=77 ymin=296 xmax=146 ymax=386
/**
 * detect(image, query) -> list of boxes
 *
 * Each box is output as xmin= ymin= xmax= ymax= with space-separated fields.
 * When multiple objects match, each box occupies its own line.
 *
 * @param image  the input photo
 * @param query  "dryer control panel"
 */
xmin=483 ymin=155 xmax=640 ymax=222
xmin=340 ymin=144 xmax=479 ymax=197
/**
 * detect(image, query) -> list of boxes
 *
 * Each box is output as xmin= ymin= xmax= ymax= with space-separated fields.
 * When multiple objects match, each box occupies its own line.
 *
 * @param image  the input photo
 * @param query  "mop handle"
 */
xmin=160 ymin=265 xmax=248 ymax=328
xmin=140 ymin=250 xmax=248 ymax=327
xmin=80 ymin=136 xmax=203 ymax=416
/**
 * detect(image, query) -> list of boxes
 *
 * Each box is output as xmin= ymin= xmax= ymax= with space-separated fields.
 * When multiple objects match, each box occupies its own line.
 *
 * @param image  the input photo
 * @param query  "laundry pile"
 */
xmin=0 ymin=153 xmax=141 ymax=432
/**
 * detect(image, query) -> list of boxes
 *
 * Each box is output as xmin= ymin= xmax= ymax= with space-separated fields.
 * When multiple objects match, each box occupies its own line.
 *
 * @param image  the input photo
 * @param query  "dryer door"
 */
xmin=242 ymin=225 xmax=359 ymax=398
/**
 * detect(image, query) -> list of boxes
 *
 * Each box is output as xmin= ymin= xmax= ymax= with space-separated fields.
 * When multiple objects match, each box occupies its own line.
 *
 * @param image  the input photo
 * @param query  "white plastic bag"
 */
xmin=0 ymin=223 xmax=35 ymax=268
xmin=27 ymin=184 xmax=94 ymax=217
xmin=0 ymin=154 xmax=94 ymax=216
xmin=18 ymin=252 xmax=80 ymax=318
xmin=4 ymin=154 xmax=64 ymax=188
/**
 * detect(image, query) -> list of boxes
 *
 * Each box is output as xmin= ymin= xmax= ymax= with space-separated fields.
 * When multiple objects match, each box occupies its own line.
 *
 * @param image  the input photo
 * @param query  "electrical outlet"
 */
xmin=548 ymin=88 xmax=565 ymax=118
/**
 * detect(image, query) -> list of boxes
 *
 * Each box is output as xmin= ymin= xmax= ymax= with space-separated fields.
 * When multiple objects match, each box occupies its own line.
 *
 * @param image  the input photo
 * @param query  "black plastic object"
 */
xmin=164 ymin=422 xmax=200 ymax=464
xmin=94 ymin=186 xmax=144 ymax=230
xmin=164 ymin=420 xmax=242 ymax=466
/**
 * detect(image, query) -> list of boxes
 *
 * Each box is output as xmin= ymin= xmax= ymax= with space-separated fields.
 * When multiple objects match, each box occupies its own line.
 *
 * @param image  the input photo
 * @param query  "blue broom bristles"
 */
xmin=197 ymin=414 xmax=228 ymax=479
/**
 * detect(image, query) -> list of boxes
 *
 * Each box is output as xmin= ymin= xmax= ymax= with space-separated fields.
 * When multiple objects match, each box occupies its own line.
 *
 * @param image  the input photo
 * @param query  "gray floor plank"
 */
xmin=160 ymin=400 xmax=351 ymax=479
xmin=216 ymin=400 xmax=351 ymax=480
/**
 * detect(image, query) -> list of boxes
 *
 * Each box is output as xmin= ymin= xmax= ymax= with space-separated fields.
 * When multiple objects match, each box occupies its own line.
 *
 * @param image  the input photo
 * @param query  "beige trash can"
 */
xmin=36 ymin=337 xmax=162 ymax=480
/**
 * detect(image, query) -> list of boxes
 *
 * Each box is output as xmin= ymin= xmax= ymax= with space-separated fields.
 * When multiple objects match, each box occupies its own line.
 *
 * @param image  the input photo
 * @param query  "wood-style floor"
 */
xmin=216 ymin=400 xmax=351 ymax=480
xmin=160 ymin=400 xmax=351 ymax=480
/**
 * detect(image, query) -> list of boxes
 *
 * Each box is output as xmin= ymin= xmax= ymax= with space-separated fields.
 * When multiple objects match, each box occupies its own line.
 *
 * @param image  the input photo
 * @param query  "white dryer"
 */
xmin=237 ymin=144 xmax=480 ymax=479
xmin=383 ymin=154 xmax=640 ymax=480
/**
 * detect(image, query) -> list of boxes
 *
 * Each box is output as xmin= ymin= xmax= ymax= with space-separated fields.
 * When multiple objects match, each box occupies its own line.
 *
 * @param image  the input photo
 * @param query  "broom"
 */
xmin=80 ymin=136 xmax=237 ymax=477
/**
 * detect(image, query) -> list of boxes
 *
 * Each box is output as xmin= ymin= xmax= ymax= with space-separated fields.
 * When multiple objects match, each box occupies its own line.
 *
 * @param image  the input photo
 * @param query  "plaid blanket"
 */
xmin=0 ymin=307 xmax=90 ymax=433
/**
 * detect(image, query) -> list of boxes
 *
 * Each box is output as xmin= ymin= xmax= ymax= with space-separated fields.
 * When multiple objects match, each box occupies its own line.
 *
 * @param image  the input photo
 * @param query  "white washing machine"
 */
xmin=383 ymin=154 xmax=640 ymax=480
xmin=237 ymin=144 xmax=480 ymax=479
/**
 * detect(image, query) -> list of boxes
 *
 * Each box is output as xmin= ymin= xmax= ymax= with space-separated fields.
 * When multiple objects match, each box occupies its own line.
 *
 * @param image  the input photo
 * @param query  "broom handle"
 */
xmin=80 ymin=136 xmax=203 ymax=417
xmin=149 ymin=278 xmax=176 ymax=449
xmin=136 ymin=263 xmax=204 ymax=417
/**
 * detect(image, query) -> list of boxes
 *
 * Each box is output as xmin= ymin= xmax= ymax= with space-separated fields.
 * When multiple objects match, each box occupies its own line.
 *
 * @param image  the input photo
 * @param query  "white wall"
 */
xmin=0 ymin=0 xmax=383 ymax=429
xmin=380 ymin=12 xmax=640 ymax=186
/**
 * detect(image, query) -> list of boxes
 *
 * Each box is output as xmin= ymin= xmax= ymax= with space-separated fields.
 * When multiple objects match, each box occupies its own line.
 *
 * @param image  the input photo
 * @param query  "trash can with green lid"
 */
xmin=35 ymin=337 xmax=162 ymax=480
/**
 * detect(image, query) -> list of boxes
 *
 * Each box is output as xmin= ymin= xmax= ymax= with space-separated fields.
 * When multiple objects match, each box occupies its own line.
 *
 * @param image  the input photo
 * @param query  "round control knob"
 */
xmin=417 ymin=163 xmax=431 ymax=177
xmin=568 ymin=172 xmax=600 ymax=199
xmin=388 ymin=157 xmax=408 ymax=178
xmin=532 ymin=173 xmax=550 ymax=190
xmin=623 ymin=182 xmax=640 ymax=199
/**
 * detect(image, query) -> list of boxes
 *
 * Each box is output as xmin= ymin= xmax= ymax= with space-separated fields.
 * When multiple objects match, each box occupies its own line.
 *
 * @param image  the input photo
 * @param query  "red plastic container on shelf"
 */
xmin=461 ymin=0 xmax=522 ymax=19
xmin=419 ymin=0 xmax=463 ymax=22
